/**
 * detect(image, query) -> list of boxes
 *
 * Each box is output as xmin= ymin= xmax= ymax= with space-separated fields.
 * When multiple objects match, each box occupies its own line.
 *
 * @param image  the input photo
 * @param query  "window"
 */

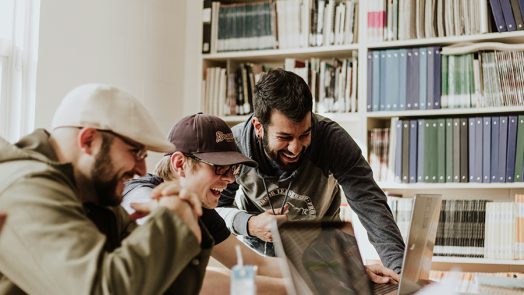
xmin=0 ymin=0 xmax=40 ymax=143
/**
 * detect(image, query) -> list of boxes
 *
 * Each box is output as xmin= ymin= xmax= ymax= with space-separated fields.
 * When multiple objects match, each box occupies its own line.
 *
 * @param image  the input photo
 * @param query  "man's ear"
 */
xmin=252 ymin=117 xmax=264 ymax=139
xmin=77 ymin=128 xmax=100 ymax=155
xmin=171 ymin=152 xmax=187 ymax=177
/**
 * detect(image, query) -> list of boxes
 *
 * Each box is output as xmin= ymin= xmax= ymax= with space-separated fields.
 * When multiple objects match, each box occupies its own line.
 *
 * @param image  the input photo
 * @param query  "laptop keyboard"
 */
xmin=372 ymin=282 xmax=399 ymax=295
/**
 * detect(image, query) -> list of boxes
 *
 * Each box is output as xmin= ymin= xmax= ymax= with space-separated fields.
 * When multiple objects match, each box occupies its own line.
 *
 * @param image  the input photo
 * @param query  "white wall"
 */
xmin=35 ymin=0 xmax=190 ymax=169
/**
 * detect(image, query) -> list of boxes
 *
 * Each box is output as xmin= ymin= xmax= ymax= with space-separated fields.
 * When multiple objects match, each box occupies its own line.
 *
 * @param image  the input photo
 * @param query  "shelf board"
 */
xmin=221 ymin=115 xmax=251 ymax=123
xmin=367 ymin=31 xmax=524 ymax=49
xmin=221 ymin=113 xmax=360 ymax=123
xmin=366 ymin=106 xmax=524 ymax=119
xmin=378 ymin=182 xmax=524 ymax=189
xmin=202 ymin=44 xmax=359 ymax=62
xmin=432 ymin=257 xmax=524 ymax=265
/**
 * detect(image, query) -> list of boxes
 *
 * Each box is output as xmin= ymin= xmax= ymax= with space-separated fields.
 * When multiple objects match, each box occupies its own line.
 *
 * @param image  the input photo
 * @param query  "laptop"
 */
xmin=271 ymin=194 xmax=442 ymax=295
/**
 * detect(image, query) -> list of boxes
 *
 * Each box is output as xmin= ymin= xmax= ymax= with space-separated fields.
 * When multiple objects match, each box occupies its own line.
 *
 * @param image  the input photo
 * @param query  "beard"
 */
xmin=90 ymin=138 xmax=122 ymax=207
xmin=261 ymin=131 xmax=306 ymax=172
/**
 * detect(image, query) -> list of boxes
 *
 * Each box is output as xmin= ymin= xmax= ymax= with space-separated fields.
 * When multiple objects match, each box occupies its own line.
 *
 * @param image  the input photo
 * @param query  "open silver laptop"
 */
xmin=271 ymin=194 xmax=442 ymax=295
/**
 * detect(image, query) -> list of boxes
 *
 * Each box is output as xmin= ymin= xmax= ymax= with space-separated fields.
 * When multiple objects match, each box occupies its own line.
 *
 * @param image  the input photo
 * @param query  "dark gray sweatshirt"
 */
xmin=216 ymin=113 xmax=405 ymax=272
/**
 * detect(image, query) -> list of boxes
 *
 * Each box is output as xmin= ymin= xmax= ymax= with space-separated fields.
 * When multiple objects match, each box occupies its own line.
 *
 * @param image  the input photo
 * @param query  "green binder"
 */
xmin=446 ymin=118 xmax=454 ymax=182
xmin=438 ymin=118 xmax=446 ymax=183
xmin=424 ymin=119 xmax=439 ymax=183
xmin=514 ymin=115 xmax=524 ymax=182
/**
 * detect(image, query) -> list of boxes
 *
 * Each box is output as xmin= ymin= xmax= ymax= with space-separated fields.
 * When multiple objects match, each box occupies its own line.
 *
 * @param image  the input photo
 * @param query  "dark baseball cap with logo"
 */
xmin=166 ymin=112 xmax=258 ymax=167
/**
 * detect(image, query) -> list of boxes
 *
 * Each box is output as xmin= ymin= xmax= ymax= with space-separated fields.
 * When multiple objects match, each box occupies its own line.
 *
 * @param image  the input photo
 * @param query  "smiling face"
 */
xmin=90 ymin=131 xmax=147 ymax=206
xmin=256 ymin=111 xmax=312 ymax=172
xmin=174 ymin=154 xmax=235 ymax=209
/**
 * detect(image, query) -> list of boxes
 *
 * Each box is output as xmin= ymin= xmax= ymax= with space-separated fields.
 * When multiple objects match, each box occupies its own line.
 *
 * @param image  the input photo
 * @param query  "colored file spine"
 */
xmin=453 ymin=118 xmax=461 ymax=183
xmin=438 ymin=118 xmax=446 ymax=183
xmin=515 ymin=115 xmax=524 ymax=182
xmin=445 ymin=118 xmax=454 ymax=183
xmin=498 ymin=116 xmax=508 ymax=182
xmin=475 ymin=117 xmax=483 ymax=182
xmin=417 ymin=119 xmax=425 ymax=182
xmin=489 ymin=0 xmax=508 ymax=32
xmin=395 ymin=119 xmax=403 ymax=183
xmin=460 ymin=118 xmax=468 ymax=183
xmin=398 ymin=49 xmax=408 ymax=110
xmin=409 ymin=120 xmax=418 ymax=183
xmin=491 ymin=117 xmax=500 ymax=182
xmin=402 ymin=121 xmax=410 ymax=183
xmin=419 ymin=47 xmax=428 ymax=110
xmin=468 ymin=118 xmax=476 ymax=182
xmin=367 ymin=51 xmax=373 ymax=112
xmin=507 ymin=116 xmax=518 ymax=182
xmin=372 ymin=52 xmax=380 ymax=111
xmin=483 ymin=117 xmax=492 ymax=183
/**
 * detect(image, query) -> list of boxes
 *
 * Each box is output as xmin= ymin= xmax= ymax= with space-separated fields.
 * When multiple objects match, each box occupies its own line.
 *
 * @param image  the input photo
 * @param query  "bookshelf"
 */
xmin=198 ymin=0 xmax=524 ymax=271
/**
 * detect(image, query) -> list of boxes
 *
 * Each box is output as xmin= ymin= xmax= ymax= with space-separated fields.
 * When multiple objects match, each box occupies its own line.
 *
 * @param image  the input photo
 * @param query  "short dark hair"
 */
xmin=253 ymin=68 xmax=313 ymax=127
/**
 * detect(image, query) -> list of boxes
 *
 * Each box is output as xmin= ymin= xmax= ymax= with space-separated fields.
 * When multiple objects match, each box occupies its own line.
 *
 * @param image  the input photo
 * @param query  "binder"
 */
xmin=489 ymin=0 xmax=508 ymax=32
xmin=498 ymin=116 xmax=509 ymax=182
xmin=367 ymin=51 xmax=373 ymax=112
xmin=438 ymin=118 xmax=446 ymax=183
xmin=500 ymin=0 xmax=518 ymax=31
xmin=469 ymin=118 xmax=476 ymax=182
xmin=406 ymin=48 xmax=420 ymax=110
xmin=475 ymin=117 xmax=483 ymax=182
xmin=379 ymin=50 xmax=387 ymax=111
xmin=427 ymin=47 xmax=437 ymax=109
xmin=433 ymin=48 xmax=442 ymax=109
xmin=202 ymin=0 xmax=213 ymax=53
xmin=390 ymin=50 xmax=400 ymax=111
xmin=518 ymin=0 xmax=524 ymax=28
xmin=483 ymin=117 xmax=492 ymax=183
xmin=446 ymin=118 xmax=454 ymax=182
xmin=460 ymin=118 xmax=468 ymax=183
xmin=398 ymin=49 xmax=408 ymax=110
xmin=491 ymin=117 xmax=500 ymax=182
xmin=395 ymin=119 xmax=403 ymax=183
xmin=372 ymin=52 xmax=380 ymax=111
xmin=515 ymin=115 xmax=524 ymax=182
xmin=506 ymin=115 xmax=518 ymax=182
xmin=402 ymin=121 xmax=410 ymax=183
xmin=453 ymin=118 xmax=461 ymax=183
xmin=419 ymin=47 xmax=428 ymax=110
xmin=509 ymin=0 xmax=524 ymax=30
xmin=409 ymin=120 xmax=418 ymax=183
xmin=417 ymin=119 xmax=425 ymax=182
xmin=385 ymin=50 xmax=397 ymax=111
xmin=424 ymin=119 xmax=438 ymax=183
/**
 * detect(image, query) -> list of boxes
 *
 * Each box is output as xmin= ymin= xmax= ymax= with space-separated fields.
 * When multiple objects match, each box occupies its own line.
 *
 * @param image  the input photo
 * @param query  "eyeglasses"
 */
xmin=184 ymin=154 xmax=241 ymax=176
xmin=99 ymin=130 xmax=148 ymax=161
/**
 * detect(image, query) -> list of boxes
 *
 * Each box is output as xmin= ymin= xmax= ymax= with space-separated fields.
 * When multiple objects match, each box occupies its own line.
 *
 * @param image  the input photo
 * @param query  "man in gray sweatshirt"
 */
xmin=216 ymin=68 xmax=405 ymax=274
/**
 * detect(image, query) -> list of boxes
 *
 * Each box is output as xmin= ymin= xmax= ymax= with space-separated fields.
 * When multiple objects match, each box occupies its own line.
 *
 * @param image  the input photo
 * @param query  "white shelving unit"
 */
xmin=199 ymin=0 xmax=524 ymax=272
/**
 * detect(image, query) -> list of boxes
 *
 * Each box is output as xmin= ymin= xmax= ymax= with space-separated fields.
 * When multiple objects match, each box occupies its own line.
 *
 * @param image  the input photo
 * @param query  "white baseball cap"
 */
xmin=52 ymin=84 xmax=175 ymax=153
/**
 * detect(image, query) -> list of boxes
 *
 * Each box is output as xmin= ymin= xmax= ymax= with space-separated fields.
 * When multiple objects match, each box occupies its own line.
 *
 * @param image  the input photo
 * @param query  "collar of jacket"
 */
xmin=242 ymin=113 xmax=319 ymax=184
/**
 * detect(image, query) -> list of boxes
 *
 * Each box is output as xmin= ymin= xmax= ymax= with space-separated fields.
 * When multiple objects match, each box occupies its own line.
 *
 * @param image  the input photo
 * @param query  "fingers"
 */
xmin=150 ymin=181 xmax=181 ymax=200
xmin=366 ymin=268 xmax=390 ymax=284
xmin=271 ymin=204 xmax=289 ymax=215
xmin=179 ymin=188 xmax=203 ymax=217
xmin=365 ymin=265 xmax=400 ymax=284
xmin=129 ymin=201 xmax=158 ymax=220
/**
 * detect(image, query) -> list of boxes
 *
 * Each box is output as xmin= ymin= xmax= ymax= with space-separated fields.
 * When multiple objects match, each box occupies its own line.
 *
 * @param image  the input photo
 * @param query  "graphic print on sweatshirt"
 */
xmin=255 ymin=187 xmax=317 ymax=220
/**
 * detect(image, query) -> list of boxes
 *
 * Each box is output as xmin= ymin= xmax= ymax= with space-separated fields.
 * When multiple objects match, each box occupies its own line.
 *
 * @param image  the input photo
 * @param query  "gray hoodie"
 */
xmin=216 ymin=113 xmax=405 ymax=272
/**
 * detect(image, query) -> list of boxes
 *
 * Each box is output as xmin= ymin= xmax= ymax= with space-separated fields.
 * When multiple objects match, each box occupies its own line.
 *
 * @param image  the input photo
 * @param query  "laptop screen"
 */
xmin=275 ymin=221 xmax=373 ymax=295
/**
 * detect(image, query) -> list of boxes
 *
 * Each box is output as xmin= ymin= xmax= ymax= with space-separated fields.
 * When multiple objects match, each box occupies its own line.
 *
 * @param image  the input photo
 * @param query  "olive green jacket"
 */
xmin=0 ymin=130 xmax=213 ymax=295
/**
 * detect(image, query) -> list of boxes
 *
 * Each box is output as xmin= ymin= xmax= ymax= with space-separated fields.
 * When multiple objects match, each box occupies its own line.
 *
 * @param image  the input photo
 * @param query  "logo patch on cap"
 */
xmin=216 ymin=131 xmax=235 ymax=143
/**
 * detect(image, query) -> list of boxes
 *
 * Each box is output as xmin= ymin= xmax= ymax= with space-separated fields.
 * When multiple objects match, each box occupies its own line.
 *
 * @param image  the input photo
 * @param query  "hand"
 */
xmin=365 ymin=264 xmax=400 ymax=284
xmin=129 ymin=200 xmax=159 ymax=220
xmin=157 ymin=196 xmax=202 ymax=243
xmin=248 ymin=205 xmax=288 ymax=242
xmin=150 ymin=181 xmax=203 ymax=217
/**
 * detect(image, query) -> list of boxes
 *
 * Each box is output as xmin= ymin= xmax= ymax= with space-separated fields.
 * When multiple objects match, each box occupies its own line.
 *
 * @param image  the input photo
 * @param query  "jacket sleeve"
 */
xmin=320 ymin=121 xmax=405 ymax=273
xmin=0 ymin=169 xmax=209 ymax=295
xmin=216 ymin=181 xmax=253 ymax=236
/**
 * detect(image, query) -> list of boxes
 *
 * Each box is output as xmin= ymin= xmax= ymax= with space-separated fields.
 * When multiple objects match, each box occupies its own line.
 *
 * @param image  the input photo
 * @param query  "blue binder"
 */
xmin=498 ymin=116 xmax=508 ymax=182
xmin=419 ymin=47 xmax=428 ymax=110
xmin=491 ymin=117 xmax=500 ymax=182
xmin=427 ymin=47 xmax=435 ymax=110
xmin=500 ymin=0 xmax=518 ymax=31
xmin=367 ymin=51 xmax=373 ymax=112
xmin=506 ymin=115 xmax=518 ymax=182
xmin=417 ymin=119 xmax=425 ymax=182
xmin=385 ymin=50 xmax=396 ymax=111
xmin=390 ymin=50 xmax=400 ymax=111
xmin=489 ymin=0 xmax=508 ymax=32
xmin=395 ymin=120 xmax=403 ymax=183
xmin=406 ymin=48 xmax=420 ymax=110
xmin=379 ymin=50 xmax=387 ymax=111
xmin=469 ymin=118 xmax=476 ymax=182
xmin=372 ymin=52 xmax=380 ymax=111
xmin=398 ymin=49 xmax=408 ymax=110
xmin=409 ymin=120 xmax=418 ymax=183
xmin=483 ymin=117 xmax=492 ymax=183
xmin=475 ymin=117 xmax=483 ymax=182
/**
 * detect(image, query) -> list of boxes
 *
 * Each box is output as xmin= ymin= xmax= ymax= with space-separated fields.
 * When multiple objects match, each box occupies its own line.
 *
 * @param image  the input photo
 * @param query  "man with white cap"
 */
xmin=0 ymin=84 xmax=211 ymax=295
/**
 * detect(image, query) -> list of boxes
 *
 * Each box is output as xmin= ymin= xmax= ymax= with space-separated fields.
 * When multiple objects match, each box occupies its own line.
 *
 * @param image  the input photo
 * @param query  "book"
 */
xmin=406 ymin=48 xmax=420 ymax=110
xmin=424 ymin=119 xmax=439 ymax=183
xmin=379 ymin=50 xmax=387 ymax=110
xmin=491 ymin=116 xmax=500 ymax=182
xmin=515 ymin=115 xmax=524 ymax=182
xmin=475 ymin=117 xmax=483 ymax=182
xmin=367 ymin=51 xmax=373 ymax=112
xmin=395 ymin=119 xmax=403 ymax=183
xmin=398 ymin=49 xmax=408 ymax=110
xmin=409 ymin=120 xmax=418 ymax=183
xmin=419 ymin=47 xmax=428 ymax=110
xmin=498 ymin=116 xmax=509 ymax=182
xmin=516 ymin=194 xmax=524 ymax=259
xmin=460 ymin=118 xmax=469 ymax=182
xmin=453 ymin=118 xmax=461 ymax=183
xmin=468 ymin=118 xmax=476 ymax=182
xmin=402 ymin=120 xmax=410 ymax=183
xmin=506 ymin=116 xmax=518 ymax=182
xmin=372 ymin=52 xmax=380 ymax=111
xmin=445 ymin=118 xmax=454 ymax=182
xmin=202 ymin=0 xmax=213 ymax=53
xmin=483 ymin=117 xmax=492 ymax=183
xmin=417 ymin=119 xmax=425 ymax=182
xmin=389 ymin=50 xmax=400 ymax=110
xmin=438 ymin=118 xmax=446 ymax=183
